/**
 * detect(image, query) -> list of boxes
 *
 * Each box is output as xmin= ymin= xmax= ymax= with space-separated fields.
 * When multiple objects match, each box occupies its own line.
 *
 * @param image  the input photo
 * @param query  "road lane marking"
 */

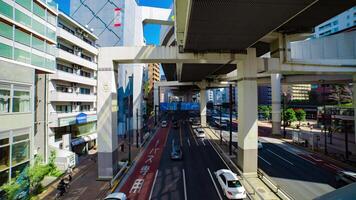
xmin=188 ymin=125 xmax=199 ymax=146
xmin=149 ymin=170 xmax=159 ymax=200
xmin=206 ymin=135 xmax=231 ymax=170
xmin=182 ymin=169 xmax=187 ymax=200
xmin=258 ymin=155 xmax=272 ymax=166
xmin=187 ymin=138 xmax=191 ymax=147
xmin=180 ymin=121 xmax=183 ymax=146
xmin=267 ymin=149 xmax=294 ymax=166
xmin=201 ymin=139 xmax=206 ymax=146
xmin=207 ymin=168 xmax=223 ymax=200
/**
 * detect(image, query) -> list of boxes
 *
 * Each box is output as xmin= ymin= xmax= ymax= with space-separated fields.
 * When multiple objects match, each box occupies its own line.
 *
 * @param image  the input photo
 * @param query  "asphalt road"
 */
xmin=151 ymin=113 xmax=248 ymax=200
xmin=258 ymin=140 xmax=337 ymax=200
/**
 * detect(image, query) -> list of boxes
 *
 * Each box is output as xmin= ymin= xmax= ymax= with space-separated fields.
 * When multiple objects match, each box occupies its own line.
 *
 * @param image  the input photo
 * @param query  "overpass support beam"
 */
xmin=200 ymin=88 xmax=207 ymax=127
xmin=353 ymin=75 xmax=356 ymax=143
xmin=237 ymin=48 xmax=258 ymax=176
xmin=271 ymin=74 xmax=282 ymax=135
xmin=97 ymin=62 xmax=119 ymax=180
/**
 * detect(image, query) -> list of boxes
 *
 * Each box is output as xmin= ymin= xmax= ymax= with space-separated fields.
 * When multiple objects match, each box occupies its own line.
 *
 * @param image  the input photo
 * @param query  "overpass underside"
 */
xmin=96 ymin=0 xmax=356 ymax=179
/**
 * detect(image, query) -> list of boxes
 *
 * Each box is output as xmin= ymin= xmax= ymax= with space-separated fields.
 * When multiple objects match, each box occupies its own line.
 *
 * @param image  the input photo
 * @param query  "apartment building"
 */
xmin=48 ymin=12 xmax=98 ymax=161
xmin=0 ymin=0 xmax=58 ymax=187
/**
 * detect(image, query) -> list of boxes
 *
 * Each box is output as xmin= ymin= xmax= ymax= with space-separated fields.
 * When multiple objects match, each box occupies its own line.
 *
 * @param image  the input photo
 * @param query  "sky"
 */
xmin=55 ymin=0 xmax=173 ymax=45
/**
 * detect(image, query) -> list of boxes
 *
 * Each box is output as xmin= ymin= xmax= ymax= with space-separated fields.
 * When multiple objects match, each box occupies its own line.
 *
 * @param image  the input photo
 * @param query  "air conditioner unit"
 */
xmin=83 ymin=32 xmax=88 ymax=38
xmin=73 ymin=46 xmax=80 ymax=52
xmin=73 ymin=64 xmax=79 ymax=69
xmin=68 ymin=88 xmax=73 ymax=93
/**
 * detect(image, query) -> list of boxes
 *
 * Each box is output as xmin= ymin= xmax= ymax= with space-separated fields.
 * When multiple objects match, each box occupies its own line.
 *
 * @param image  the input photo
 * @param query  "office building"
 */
xmin=258 ymin=86 xmax=272 ymax=105
xmin=287 ymin=84 xmax=312 ymax=101
xmin=70 ymin=0 xmax=124 ymax=47
xmin=46 ymin=12 xmax=98 ymax=166
xmin=315 ymin=6 xmax=356 ymax=38
xmin=0 ymin=0 xmax=58 ymax=187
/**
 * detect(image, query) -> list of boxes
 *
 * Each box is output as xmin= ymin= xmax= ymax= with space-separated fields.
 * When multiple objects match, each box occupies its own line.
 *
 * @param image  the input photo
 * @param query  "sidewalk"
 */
xmin=258 ymin=121 xmax=356 ymax=170
xmin=39 ymin=134 xmax=144 ymax=200
xmin=205 ymin=128 xmax=280 ymax=200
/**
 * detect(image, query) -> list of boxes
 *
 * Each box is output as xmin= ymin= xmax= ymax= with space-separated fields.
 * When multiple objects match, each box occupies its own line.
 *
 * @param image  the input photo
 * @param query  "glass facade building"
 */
xmin=0 ymin=0 xmax=58 ymax=188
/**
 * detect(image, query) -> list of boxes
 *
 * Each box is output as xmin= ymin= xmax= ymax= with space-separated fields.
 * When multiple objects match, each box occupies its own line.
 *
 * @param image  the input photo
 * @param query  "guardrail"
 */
xmin=110 ymin=161 xmax=129 ymax=188
xmin=257 ymin=169 xmax=294 ymax=200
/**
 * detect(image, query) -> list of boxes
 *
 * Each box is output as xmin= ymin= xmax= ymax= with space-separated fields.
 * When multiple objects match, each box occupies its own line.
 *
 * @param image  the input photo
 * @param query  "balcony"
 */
xmin=49 ymin=91 xmax=97 ymax=102
xmin=49 ymin=110 xmax=97 ymax=128
xmin=57 ymin=28 xmax=98 ymax=55
xmin=57 ymin=49 xmax=97 ymax=70
xmin=50 ymin=70 xmax=97 ymax=86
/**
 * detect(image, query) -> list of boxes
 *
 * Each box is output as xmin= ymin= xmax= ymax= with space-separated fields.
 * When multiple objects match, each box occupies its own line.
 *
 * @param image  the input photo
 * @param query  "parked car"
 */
xmin=258 ymin=140 xmax=263 ymax=149
xmin=194 ymin=128 xmax=205 ymax=138
xmin=104 ymin=192 xmax=127 ymax=200
xmin=215 ymin=169 xmax=246 ymax=199
xmin=336 ymin=171 xmax=356 ymax=185
xmin=161 ymin=120 xmax=168 ymax=128
xmin=170 ymin=140 xmax=183 ymax=160
xmin=188 ymin=117 xmax=194 ymax=123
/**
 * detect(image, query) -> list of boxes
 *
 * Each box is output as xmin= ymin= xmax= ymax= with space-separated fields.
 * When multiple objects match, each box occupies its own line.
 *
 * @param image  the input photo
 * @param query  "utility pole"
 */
xmin=128 ymin=75 xmax=133 ymax=164
xmin=136 ymin=108 xmax=139 ymax=148
xmin=229 ymin=84 xmax=233 ymax=156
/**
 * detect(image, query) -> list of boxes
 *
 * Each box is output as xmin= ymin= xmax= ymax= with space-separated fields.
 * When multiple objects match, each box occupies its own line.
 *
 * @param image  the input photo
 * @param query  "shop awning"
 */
xmin=71 ymin=133 xmax=97 ymax=146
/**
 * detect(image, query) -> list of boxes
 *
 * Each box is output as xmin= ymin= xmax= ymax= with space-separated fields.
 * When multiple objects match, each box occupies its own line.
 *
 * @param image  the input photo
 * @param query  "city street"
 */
xmin=118 ymin=113 xmax=249 ymax=200
xmin=258 ymin=137 xmax=337 ymax=200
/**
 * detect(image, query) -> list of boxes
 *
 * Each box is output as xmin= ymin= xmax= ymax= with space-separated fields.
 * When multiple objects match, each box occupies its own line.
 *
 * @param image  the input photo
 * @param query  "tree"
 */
xmin=283 ymin=108 xmax=297 ymax=126
xmin=328 ymin=84 xmax=352 ymax=106
xmin=295 ymin=109 xmax=306 ymax=125
xmin=258 ymin=105 xmax=271 ymax=120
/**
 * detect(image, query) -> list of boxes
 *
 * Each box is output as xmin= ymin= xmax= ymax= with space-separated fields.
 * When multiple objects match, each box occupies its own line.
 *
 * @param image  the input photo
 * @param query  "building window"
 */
xmin=56 ymin=85 xmax=73 ymax=93
xmin=80 ymin=70 xmax=91 ymax=78
xmin=0 ymin=139 xmax=10 ymax=171
xmin=0 ymin=88 xmax=10 ymax=113
xmin=56 ymin=105 xmax=72 ymax=113
xmin=10 ymin=162 xmax=29 ymax=178
xmin=57 ymin=64 xmax=73 ymax=73
xmin=0 ymin=169 xmax=9 ymax=187
xmin=11 ymin=131 xmax=30 ymax=167
xmin=80 ymin=88 xmax=90 ymax=95
xmin=12 ymin=90 xmax=30 ymax=113
xmin=80 ymin=105 xmax=90 ymax=112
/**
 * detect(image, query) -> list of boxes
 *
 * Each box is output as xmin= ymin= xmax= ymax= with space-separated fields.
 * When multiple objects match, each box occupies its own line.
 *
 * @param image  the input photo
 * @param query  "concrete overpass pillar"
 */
xmin=200 ymin=88 xmax=207 ymax=127
xmin=353 ymin=75 xmax=356 ymax=143
xmin=237 ymin=48 xmax=258 ymax=176
xmin=97 ymin=62 xmax=119 ymax=180
xmin=271 ymin=73 xmax=281 ymax=135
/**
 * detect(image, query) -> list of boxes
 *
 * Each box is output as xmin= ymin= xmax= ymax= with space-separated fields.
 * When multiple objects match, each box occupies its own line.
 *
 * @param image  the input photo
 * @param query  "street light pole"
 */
xmin=229 ymin=84 xmax=232 ymax=156
xmin=136 ymin=108 xmax=139 ymax=148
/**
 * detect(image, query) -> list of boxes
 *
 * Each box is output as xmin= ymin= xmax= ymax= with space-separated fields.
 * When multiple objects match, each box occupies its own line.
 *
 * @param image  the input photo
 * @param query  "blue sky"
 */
xmin=55 ymin=0 xmax=172 ymax=45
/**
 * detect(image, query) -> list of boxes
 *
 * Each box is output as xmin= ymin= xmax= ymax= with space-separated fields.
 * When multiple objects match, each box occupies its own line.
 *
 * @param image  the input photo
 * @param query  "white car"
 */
xmin=191 ymin=122 xmax=201 ymax=129
xmin=161 ymin=120 xmax=168 ymax=128
xmin=104 ymin=192 xmax=127 ymax=200
xmin=215 ymin=169 xmax=246 ymax=199
xmin=194 ymin=128 xmax=205 ymax=138
xmin=258 ymin=140 xmax=263 ymax=149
